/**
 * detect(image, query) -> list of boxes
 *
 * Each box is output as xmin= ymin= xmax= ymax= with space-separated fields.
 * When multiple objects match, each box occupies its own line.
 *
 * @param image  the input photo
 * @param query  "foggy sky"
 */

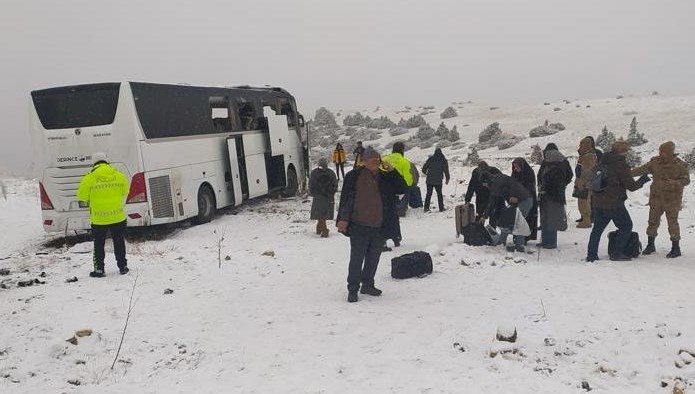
xmin=1 ymin=0 xmax=694 ymax=173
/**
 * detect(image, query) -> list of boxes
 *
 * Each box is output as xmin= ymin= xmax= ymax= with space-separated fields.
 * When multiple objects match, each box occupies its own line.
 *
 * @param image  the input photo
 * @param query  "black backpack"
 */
xmin=462 ymin=223 xmax=493 ymax=246
xmin=589 ymin=164 xmax=609 ymax=193
xmin=607 ymin=231 xmax=642 ymax=258
xmin=391 ymin=251 xmax=433 ymax=279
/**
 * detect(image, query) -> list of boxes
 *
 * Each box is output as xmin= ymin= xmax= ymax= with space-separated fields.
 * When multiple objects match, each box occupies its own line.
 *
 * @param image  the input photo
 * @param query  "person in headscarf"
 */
xmin=511 ymin=157 xmax=538 ymax=241
xmin=309 ymin=157 xmax=338 ymax=238
xmin=538 ymin=150 xmax=572 ymax=248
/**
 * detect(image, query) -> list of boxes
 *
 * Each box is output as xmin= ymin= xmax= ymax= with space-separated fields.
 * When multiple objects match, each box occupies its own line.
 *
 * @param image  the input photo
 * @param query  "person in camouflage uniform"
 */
xmin=574 ymin=137 xmax=598 ymax=228
xmin=631 ymin=141 xmax=691 ymax=258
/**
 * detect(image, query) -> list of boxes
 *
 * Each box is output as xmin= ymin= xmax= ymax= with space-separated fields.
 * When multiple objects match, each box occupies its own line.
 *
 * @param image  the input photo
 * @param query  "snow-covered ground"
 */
xmin=2 ymin=94 xmax=695 ymax=393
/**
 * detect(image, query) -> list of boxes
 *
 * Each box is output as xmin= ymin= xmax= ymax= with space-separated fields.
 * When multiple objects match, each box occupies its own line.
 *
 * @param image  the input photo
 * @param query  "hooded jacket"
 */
xmin=482 ymin=173 xmax=531 ymax=217
xmin=591 ymin=151 xmax=642 ymax=210
xmin=77 ymin=163 xmax=130 ymax=225
xmin=575 ymin=137 xmax=598 ymax=190
xmin=382 ymin=152 xmax=414 ymax=186
xmin=422 ymin=148 xmax=450 ymax=186
xmin=631 ymin=141 xmax=690 ymax=209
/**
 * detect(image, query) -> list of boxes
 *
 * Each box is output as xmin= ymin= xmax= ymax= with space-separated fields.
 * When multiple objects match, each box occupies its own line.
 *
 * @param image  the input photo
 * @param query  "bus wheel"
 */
xmin=281 ymin=167 xmax=298 ymax=197
xmin=193 ymin=185 xmax=216 ymax=224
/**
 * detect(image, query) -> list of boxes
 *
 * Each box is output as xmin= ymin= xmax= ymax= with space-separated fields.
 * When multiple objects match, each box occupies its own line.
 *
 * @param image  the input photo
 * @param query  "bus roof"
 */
xmin=31 ymin=82 xmax=297 ymax=102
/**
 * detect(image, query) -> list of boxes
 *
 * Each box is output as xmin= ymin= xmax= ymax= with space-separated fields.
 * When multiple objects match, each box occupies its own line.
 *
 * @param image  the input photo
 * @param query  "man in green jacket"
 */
xmin=77 ymin=152 xmax=130 ymax=277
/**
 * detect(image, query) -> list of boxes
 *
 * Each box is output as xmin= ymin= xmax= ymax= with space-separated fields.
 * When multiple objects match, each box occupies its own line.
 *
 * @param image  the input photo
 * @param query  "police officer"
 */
xmin=77 ymin=152 xmax=130 ymax=277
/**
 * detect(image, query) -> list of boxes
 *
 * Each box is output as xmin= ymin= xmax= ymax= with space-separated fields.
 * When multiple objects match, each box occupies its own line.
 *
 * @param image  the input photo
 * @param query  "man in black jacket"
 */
xmin=465 ymin=161 xmax=492 ymax=221
xmin=422 ymin=148 xmax=450 ymax=212
xmin=586 ymin=140 xmax=650 ymax=262
xmin=479 ymin=170 xmax=533 ymax=252
xmin=336 ymin=146 xmax=408 ymax=303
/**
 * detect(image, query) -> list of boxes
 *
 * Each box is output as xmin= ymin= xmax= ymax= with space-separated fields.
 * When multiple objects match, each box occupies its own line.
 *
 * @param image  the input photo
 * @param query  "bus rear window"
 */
xmin=31 ymin=83 xmax=120 ymax=130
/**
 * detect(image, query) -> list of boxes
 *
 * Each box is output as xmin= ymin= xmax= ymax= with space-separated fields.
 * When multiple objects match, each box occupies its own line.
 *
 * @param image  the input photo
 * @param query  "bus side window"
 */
xmin=280 ymin=100 xmax=296 ymax=127
xmin=238 ymin=102 xmax=257 ymax=131
xmin=210 ymin=96 xmax=232 ymax=132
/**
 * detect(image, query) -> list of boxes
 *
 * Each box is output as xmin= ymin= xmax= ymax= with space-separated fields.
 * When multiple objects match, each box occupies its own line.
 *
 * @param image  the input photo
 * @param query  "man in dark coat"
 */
xmin=336 ymin=146 xmax=408 ymax=303
xmin=632 ymin=141 xmax=691 ymax=258
xmin=586 ymin=140 xmax=650 ymax=262
xmin=422 ymin=148 xmax=451 ymax=212
xmin=538 ymin=150 xmax=571 ymax=248
xmin=465 ymin=161 xmax=492 ymax=222
xmin=309 ymin=158 xmax=338 ymax=238
xmin=512 ymin=157 xmax=538 ymax=241
xmin=479 ymin=170 xmax=533 ymax=252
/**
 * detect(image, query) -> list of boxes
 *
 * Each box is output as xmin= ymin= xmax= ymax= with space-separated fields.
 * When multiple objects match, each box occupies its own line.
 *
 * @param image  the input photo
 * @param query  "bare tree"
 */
xmin=111 ymin=272 xmax=139 ymax=369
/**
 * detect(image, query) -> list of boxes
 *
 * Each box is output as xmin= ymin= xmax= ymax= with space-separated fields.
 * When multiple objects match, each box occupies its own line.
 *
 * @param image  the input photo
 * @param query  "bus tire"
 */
xmin=281 ymin=167 xmax=298 ymax=197
xmin=192 ymin=184 xmax=216 ymax=224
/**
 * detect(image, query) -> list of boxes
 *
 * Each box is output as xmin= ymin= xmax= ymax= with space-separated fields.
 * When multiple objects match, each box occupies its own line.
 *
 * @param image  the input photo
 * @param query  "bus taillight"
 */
xmin=126 ymin=173 xmax=147 ymax=204
xmin=39 ymin=182 xmax=54 ymax=210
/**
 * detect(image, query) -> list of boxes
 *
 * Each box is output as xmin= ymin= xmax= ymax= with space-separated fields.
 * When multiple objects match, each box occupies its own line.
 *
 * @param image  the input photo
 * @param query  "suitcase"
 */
xmin=462 ymin=223 xmax=493 ymax=246
xmin=455 ymin=203 xmax=476 ymax=237
xmin=391 ymin=251 xmax=433 ymax=279
xmin=607 ymin=231 xmax=642 ymax=258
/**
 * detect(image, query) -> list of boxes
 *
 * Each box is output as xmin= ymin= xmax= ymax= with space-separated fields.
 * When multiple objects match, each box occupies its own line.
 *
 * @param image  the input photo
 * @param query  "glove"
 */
xmin=637 ymin=174 xmax=651 ymax=185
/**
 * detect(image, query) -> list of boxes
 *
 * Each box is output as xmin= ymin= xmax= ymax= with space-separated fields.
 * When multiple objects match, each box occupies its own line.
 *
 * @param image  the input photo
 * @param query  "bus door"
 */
xmin=242 ymin=133 xmax=270 ymax=199
xmin=225 ymin=137 xmax=244 ymax=206
xmin=263 ymin=106 xmax=288 ymax=157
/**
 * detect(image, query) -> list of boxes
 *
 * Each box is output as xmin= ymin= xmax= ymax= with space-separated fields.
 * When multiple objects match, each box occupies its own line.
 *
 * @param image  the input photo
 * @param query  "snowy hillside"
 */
xmin=310 ymin=94 xmax=695 ymax=171
xmin=2 ymin=94 xmax=695 ymax=393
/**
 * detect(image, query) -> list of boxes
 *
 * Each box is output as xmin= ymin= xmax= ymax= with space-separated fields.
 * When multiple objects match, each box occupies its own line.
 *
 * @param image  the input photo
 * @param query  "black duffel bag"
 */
xmin=462 ymin=223 xmax=493 ymax=246
xmin=607 ymin=231 xmax=642 ymax=258
xmin=391 ymin=251 xmax=433 ymax=279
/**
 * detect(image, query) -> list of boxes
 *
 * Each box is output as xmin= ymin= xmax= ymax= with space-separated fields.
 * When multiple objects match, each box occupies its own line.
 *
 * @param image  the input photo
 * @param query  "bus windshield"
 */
xmin=31 ymin=83 xmax=120 ymax=130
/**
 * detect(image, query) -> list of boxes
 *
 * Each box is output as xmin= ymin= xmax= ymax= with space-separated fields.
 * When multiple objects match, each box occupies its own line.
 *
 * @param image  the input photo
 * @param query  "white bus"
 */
xmin=30 ymin=82 xmax=309 ymax=233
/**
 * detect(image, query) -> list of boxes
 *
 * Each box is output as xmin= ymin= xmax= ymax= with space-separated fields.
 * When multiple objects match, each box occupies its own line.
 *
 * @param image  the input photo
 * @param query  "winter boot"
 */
xmin=360 ymin=286 xmax=382 ymax=296
xmin=119 ymin=267 xmax=130 ymax=275
xmin=667 ymin=240 xmax=681 ymax=258
xmin=89 ymin=269 xmax=105 ymax=278
xmin=642 ymin=236 xmax=656 ymax=255
xmin=347 ymin=291 xmax=358 ymax=303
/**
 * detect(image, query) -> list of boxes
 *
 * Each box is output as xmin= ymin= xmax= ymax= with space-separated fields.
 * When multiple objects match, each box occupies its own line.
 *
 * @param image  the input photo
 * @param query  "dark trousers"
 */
xmin=587 ymin=204 xmax=633 ymax=259
xmin=347 ymin=224 xmax=384 ymax=292
xmin=424 ymin=183 xmax=444 ymax=211
xmin=541 ymin=229 xmax=557 ymax=248
xmin=92 ymin=220 xmax=128 ymax=271
xmin=335 ymin=163 xmax=345 ymax=180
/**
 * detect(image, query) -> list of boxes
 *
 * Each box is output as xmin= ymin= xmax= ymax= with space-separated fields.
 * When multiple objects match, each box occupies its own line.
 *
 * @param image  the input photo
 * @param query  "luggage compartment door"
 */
xmin=226 ymin=137 xmax=244 ymax=206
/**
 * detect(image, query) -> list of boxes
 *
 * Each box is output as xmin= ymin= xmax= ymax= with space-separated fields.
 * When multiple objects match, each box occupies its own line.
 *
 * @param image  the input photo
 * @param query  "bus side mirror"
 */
xmin=298 ymin=115 xmax=305 ymax=128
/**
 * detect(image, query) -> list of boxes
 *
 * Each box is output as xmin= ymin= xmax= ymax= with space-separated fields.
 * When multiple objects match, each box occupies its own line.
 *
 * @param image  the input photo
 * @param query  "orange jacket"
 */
xmin=332 ymin=148 xmax=347 ymax=164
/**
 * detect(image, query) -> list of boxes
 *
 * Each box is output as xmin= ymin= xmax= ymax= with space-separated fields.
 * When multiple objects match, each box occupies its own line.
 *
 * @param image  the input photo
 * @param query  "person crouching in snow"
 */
xmin=336 ymin=146 xmax=407 ymax=303
xmin=309 ymin=158 xmax=338 ymax=238
xmin=631 ymin=141 xmax=691 ymax=258
xmin=478 ymin=169 xmax=533 ymax=252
